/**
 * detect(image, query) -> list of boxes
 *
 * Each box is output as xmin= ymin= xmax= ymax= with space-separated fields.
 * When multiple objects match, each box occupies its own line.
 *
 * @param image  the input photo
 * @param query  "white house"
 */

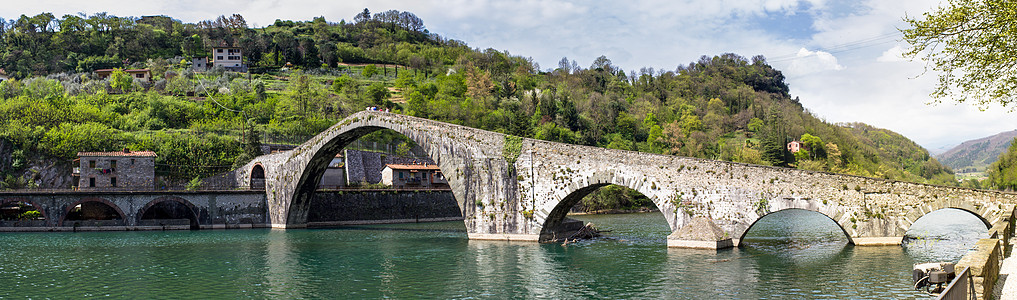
xmin=212 ymin=42 xmax=246 ymax=72
xmin=381 ymin=163 xmax=447 ymax=189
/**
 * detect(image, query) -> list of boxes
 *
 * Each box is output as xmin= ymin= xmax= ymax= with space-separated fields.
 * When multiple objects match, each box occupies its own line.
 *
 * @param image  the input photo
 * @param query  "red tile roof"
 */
xmin=385 ymin=164 xmax=440 ymax=170
xmin=77 ymin=151 xmax=157 ymax=157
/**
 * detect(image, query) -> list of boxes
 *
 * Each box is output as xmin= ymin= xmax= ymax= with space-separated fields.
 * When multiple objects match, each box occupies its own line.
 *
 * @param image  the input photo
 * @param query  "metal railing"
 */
xmin=936 ymin=266 xmax=974 ymax=300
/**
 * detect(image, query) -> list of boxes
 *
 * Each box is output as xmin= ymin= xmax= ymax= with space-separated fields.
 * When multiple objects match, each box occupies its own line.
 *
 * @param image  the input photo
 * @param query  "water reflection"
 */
xmin=0 ymin=209 xmax=990 ymax=299
xmin=904 ymin=208 xmax=989 ymax=262
xmin=263 ymin=230 xmax=302 ymax=298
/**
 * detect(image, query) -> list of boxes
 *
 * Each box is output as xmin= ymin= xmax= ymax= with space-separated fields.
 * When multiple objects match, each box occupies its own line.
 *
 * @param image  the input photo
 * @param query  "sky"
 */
xmin=3 ymin=0 xmax=1015 ymax=151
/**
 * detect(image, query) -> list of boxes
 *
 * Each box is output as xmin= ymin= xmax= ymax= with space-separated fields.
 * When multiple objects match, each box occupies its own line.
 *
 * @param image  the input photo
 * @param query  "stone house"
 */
xmin=96 ymin=69 xmax=152 ymax=83
xmin=380 ymin=163 xmax=448 ymax=189
xmin=74 ymin=150 xmax=157 ymax=190
xmin=192 ymin=57 xmax=209 ymax=71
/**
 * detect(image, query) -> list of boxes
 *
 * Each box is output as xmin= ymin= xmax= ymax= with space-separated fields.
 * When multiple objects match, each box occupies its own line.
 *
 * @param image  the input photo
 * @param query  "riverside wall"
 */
xmin=307 ymin=190 xmax=462 ymax=226
xmin=0 ymin=189 xmax=461 ymax=231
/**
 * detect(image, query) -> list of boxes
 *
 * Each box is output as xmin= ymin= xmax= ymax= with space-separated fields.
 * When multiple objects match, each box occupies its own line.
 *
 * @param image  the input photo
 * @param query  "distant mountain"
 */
xmin=936 ymin=130 xmax=1017 ymax=172
xmin=928 ymin=144 xmax=955 ymax=156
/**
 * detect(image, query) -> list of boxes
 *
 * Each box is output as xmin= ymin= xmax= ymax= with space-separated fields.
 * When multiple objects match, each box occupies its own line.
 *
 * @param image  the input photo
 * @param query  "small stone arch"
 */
xmin=0 ymin=197 xmax=48 ymax=221
xmin=538 ymin=170 xmax=674 ymax=242
xmin=137 ymin=196 xmax=202 ymax=230
xmin=737 ymin=208 xmax=855 ymax=246
xmin=59 ymin=197 xmax=126 ymax=226
xmin=250 ymin=163 xmax=266 ymax=190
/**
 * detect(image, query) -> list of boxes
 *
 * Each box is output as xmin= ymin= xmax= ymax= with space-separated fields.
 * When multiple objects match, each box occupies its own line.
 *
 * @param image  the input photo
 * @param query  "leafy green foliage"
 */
xmin=362 ymin=65 xmax=379 ymax=78
xmin=0 ymin=11 xmax=956 ymax=190
xmin=186 ymin=176 xmax=202 ymax=190
xmin=578 ymin=185 xmax=653 ymax=212
xmin=987 ymin=138 xmax=1017 ymax=191
xmin=18 ymin=210 xmax=42 ymax=220
xmin=502 ymin=135 xmax=523 ymax=173
xmin=902 ymin=0 xmax=1017 ymax=108
xmin=110 ymin=69 xmax=134 ymax=93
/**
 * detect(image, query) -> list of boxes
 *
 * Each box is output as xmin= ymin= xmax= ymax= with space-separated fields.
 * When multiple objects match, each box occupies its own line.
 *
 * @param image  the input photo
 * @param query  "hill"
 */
xmin=0 ymin=10 xmax=956 ymax=190
xmin=936 ymin=130 xmax=1017 ymax=173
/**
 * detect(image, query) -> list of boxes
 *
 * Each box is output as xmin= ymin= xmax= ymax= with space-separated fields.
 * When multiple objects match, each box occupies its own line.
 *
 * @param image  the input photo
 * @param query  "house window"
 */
xmin=131 ymin=159 xmax=135 ymax=164
xmin=135 ymin=73 xmax=144 ymax=78
xmin=89 ymin=160 xmax=96 ymax=168
xmin=111 ymin=160 xmax=117 ymax=169
xmin=217 ymin=49 xmax=223 ymax=53
xmin=217 ymin=56 xmax=224 ymax=60
xmin=89 ymin=178 xmax=95 ymax=187
xmin=111 ymin=177 xmax=117 ymax=187
xmin=399 ymin=172 xmax=403 ymax=179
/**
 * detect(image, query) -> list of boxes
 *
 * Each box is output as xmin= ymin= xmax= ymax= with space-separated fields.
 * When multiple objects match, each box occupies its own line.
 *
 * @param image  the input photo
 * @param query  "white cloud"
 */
xmin=785 ymin=48 xmax=845 ymax=76
xmin=876 ymin=45 xmax=907 ymax=62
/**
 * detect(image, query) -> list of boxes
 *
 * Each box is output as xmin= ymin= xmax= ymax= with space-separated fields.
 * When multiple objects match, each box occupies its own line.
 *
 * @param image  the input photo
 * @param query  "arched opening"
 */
xmin=540 ymin=183 xmax=665 ymax=243
xmin=250 ymin=164 xmax=265 ymax=190
xmin=139 ymin=198 xmax=200 ymax=230
xmin=904 ymin=208 xmax=989 ymax=262
xmin=290 ymin=126 xmax=463 ymax=230
xmin=0 ymin=199 xmax=46 ymax=225
xmin=739 ymin=209 xmax=851 ymax=248
xmin=62 ymin=199 xmax=124 ymax=226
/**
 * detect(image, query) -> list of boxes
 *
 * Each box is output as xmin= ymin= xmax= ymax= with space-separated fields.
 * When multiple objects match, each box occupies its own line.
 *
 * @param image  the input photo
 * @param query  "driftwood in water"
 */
xmin=561 ymin=223 xmax=602 ymax=245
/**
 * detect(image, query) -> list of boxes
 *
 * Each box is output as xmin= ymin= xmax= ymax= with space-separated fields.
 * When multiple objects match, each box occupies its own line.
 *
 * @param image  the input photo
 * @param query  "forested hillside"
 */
xmin=0 ymin=10 xmax=956 ymax=191
xmin=936 ymin=130 xmax=1017 ymax=173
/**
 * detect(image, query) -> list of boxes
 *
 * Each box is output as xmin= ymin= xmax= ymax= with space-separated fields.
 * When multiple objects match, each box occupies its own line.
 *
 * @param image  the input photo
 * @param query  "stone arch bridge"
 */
xmin=236 ymin=111 xmax=1017 ymax=248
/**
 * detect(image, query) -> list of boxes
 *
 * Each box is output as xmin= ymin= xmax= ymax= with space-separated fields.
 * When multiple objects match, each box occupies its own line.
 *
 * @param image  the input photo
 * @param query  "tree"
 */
xmin=110 ymin=68 xmax=133 ymax=93
xmin=285 ymin=72 xmax=324 ymax=118
xmin=760 ymin=107 xmax=792 ymax=167
xmin=362 ymin=64 xmax=379 ymax=78
xmin=986 ymin=138 xmax=1017 ymax=191
xmin=902 ymin=0 xmax=1017 ymax=108
xmin=799 ymin=133 xmax=825 ymax=160
xmin=333 ymin=75 xmax=356 ymax=94
xmin=354 ymin=8 xmax=372 ymax=24
xmin=366 ymin=83 xmax=390 ymax=104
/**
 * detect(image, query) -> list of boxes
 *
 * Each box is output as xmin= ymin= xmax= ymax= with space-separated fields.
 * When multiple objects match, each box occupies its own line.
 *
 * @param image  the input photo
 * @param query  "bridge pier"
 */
xmin=467 ymin=233 xmax=540 ymax=242
xmin=666 ymin=217 xmax=734 ymax=250
xmin=850 ymin=236 xmax=903 ymax=246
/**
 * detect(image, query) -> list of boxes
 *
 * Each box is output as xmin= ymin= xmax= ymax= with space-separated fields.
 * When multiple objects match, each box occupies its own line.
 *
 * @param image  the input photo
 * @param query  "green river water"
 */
xmin=0 ymin=209 xmax=987 ymax=299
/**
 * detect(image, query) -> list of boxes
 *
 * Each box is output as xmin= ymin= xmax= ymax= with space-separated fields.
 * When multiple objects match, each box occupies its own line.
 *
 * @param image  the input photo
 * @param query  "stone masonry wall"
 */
xmin=78 ymin=155 xmax=155 ymax=190
xmin=343 ymin=149 xmax=435 ymax=185
xmin=307 ymin=190 xmax=461 ymax=224
xmin=517 ymin=137 xmax=1017 ymax=243
xmin=253 ymin=111 xmax=1017 ymax=244
xmin=0 ymin=190 xmax=267 ymax=229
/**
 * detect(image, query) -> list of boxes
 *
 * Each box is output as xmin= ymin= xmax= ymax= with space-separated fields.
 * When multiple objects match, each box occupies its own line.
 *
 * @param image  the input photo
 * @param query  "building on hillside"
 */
xmin=381 ymin=163 xmax=448 ymax=189
xmin=0 ymin=69 xmax=9 ymax=82
xmin=74 ymin=150 xmax=157 ymax=190
xmin=192 ymin=57 xmax=209 ymax=71
xmin=96 ymin=69 xmax=152 ymax=83
xmin=212 ymin=41 xmax=247 ymax=72
xmin=787 ymin=140 xmax=804 ymax=153
xmin=318 ymin=153 xmax=347 ymax=189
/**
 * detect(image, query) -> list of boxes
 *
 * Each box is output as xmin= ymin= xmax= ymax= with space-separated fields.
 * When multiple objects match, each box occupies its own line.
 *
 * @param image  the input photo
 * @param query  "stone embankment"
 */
xmin=939 ymin=206 xmax=1016 ymax=300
